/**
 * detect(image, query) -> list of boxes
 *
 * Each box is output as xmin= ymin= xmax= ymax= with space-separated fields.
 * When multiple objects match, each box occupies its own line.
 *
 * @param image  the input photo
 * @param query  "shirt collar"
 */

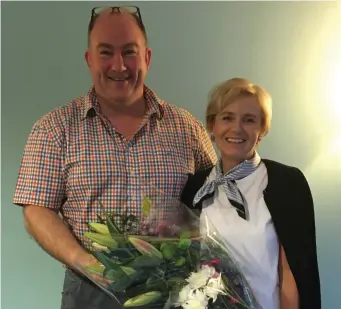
xmin=82 ymin=85 xmax=165 ymax=120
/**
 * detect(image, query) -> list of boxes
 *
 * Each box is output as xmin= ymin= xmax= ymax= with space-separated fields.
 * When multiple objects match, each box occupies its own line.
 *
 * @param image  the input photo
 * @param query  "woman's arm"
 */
xmin=292 ymin=168 xmax=321 ymax=309
xmin=279 ymin=245 xmax=299 ymax=309
xmin=280 ymin=167 xmax=321 ymax=309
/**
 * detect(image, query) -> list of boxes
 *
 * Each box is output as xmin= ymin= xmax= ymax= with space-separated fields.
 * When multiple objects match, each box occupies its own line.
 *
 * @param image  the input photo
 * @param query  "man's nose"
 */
xmin=111 ymin=54 xmax=126 ymax=72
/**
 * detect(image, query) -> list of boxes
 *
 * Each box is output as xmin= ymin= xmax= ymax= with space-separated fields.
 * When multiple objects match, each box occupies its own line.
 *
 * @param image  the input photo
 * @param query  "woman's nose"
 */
xmin=230 ymin=119 xmax=243 ymax=132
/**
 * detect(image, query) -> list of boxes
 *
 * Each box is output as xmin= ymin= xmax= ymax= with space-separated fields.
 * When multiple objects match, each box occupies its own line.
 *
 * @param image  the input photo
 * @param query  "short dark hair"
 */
xmin=87 ymin=11 xmax=148 ymax=46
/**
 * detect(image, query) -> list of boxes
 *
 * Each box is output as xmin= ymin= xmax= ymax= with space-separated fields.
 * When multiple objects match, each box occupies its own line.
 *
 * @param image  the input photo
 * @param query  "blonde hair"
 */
xmin=206 ymin=78 xmax=272 ymax=136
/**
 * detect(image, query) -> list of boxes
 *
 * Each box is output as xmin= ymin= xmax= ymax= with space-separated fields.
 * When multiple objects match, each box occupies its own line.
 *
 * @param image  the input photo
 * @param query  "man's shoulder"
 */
xmin=160 ymin=100 xmax=205 ymax=130
xmin=32 ymin=93 xmax=87 ymax=131
xmin=145 ymin=85 xmax=206 ymax=131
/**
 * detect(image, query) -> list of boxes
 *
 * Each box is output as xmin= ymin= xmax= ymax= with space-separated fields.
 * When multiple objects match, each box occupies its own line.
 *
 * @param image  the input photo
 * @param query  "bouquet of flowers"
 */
xmin=75 ymin=186 xmax=261 ymax=309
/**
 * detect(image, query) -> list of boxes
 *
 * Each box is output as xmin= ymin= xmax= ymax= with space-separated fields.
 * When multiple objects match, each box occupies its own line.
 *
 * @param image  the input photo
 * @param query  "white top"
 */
xmin=200 ymin=162 xmax=280 ymax=309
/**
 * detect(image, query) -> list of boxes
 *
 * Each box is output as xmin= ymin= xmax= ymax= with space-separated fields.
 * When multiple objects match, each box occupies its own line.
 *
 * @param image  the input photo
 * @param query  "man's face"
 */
xmin=85 ymin=13 xmax=151 ymax=105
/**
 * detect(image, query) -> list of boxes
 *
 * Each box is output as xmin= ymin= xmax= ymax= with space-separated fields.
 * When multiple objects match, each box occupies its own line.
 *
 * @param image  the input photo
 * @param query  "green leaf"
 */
xmin=85 ymin=264 xmax=104 ymax=276
xmin=142 ymin=197 xmax=152 ymax=217
xmin=108 ymin=248 xmax=135 ymax=260
xmin=127 ymin=235 xmax=178 ymax=243
xmin=174 ymin=257 xmax=186 ymax=267
xmin=91 ymin=250 xmax=120 ymax=271
xmin=97 ymin=215 xmax=105 ymax=224
xmin=180 ymin=230 xmax=192 ymax=239
xmin=98 ymin=200 xmax=122 ymax=235
xmin=145 ymin=276 xmax=168 ymax=294
xmin=120 ymin=266 xmax=136 ymax=276
xmin=103 ymin=268 xmax=120 ymax=281
xmin=127 ymin=255 xmax=163 ymax=269
xmin=160 ymin=243 xmax=177 ymax=260
xmin=92 ymin=242 xmax=109 ymax=252
xmin=88 ymin=223 xmax=110 ymax=235
xmin=167 ymin=276 xmax=185 ymax=287
xmin=123 ymin=291 xmax=163 ymax=307
xmin=177 ymin=239 xmax=191 ymax=249
xmin=129 ymin=237 xmax=163 ymax=259
xmin=110 ymin=269 xmax=144 ymax=292
xmin=85 ymin=232 xmax=118 ymax=248
xmin=106 ymin=215 xmax=122 ymax=235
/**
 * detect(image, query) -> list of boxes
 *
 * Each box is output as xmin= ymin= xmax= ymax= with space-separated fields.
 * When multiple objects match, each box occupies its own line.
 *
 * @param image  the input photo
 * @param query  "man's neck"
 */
xmin=98 ymin=96 xmax=147 ymax=120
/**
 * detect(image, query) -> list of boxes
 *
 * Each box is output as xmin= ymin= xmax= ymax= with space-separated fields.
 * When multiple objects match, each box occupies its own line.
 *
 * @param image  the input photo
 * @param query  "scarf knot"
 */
xmin=193 ymin=152 xmax=261 ymax=219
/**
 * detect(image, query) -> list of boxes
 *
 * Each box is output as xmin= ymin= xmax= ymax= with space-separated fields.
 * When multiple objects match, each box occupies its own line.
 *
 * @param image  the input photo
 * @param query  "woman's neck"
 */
xmin=221 ymin=152 xmax=256 ymax=174
xmin=221 ymin=159 xmax=243 ymax=174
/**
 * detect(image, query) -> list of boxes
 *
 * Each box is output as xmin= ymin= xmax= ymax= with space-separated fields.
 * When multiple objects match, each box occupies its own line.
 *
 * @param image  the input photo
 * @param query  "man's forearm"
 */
xmin=23 ymin=205 xmax=96 ymax=270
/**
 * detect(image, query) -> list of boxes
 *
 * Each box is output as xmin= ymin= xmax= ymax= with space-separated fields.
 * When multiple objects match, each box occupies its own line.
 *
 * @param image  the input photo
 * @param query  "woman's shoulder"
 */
xmin=262 ymin=158 xmax=307 ymax=183
xmin=262 ymin=158 xmax=313 ymax=208
xmin=262 ymin=158 xmax=299 ymax=172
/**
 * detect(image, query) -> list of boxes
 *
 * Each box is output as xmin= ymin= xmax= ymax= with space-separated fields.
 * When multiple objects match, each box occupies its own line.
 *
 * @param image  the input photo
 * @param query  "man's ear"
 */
xmin=85 ymin=49 xmax=91 ymax=68
xmin=145 ymin=48 xmax=152 ymax=69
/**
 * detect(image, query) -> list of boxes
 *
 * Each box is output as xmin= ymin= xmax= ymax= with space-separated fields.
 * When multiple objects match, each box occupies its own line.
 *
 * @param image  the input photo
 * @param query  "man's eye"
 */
xmin=99 ymin=50 xmax=112 ymax=56
xmin=123 ymin=50 xmax=137 ymax=56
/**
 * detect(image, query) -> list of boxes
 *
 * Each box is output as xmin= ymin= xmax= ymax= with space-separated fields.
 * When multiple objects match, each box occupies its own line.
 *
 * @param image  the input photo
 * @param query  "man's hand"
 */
xmin=24 ymin=205 xmax=114 ymax=288
xmin=72 ymin=252 xmax=114 ymax=288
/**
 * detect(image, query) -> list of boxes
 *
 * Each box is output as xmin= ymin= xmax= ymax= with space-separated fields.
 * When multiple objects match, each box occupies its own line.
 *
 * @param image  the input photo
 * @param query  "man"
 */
xmin=13 ymin=6 xmax=217 ymax=309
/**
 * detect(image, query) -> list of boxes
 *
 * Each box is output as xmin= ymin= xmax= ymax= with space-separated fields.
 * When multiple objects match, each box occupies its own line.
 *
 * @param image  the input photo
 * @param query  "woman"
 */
xmin=180 ymin=78 xmax=320 ymax=309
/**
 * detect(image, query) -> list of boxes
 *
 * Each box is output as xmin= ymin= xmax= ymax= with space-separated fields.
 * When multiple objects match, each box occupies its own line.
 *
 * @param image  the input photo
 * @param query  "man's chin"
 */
xmin=106 ymin=90 xmax=133 ymax=103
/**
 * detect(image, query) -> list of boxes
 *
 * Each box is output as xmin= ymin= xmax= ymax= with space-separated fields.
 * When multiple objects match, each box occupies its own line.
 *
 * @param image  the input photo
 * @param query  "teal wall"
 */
xmin=2 ymin=2 xmax=341 ymax=309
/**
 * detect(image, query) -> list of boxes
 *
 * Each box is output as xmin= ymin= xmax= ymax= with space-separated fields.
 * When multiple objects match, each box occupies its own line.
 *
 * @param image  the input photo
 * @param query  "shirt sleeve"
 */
xmin=192 ymin=120 xmax=218 ymax=172
xmin=13 ymin=122 xmax=66 ymax=211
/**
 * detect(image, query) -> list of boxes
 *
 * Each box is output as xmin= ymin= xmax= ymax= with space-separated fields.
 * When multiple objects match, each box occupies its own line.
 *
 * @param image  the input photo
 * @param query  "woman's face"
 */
xmin=211 ymin=96 xmax=264 ymax=170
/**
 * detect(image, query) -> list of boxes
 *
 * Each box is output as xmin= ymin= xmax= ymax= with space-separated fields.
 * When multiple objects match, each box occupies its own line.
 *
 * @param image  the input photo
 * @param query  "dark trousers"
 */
xmin=60 ymin=269 xmax=120 ymax=309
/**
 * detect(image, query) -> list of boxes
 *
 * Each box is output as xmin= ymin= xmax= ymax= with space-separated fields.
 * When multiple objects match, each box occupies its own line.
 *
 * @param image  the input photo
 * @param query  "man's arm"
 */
xmin=14 ymin=122 xmax=96 ymax=271
xmin=192 ymin=119 xmax=218 ymax=171
xmin=23 ymin=205 xmax=96 ymax=269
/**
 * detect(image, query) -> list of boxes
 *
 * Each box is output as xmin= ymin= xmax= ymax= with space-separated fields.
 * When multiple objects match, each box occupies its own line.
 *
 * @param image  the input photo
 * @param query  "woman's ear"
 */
xmin=206 ymin=118 xmax=215 ymax=135
xmin=256 ymin=135 xmax=262 ymax=145
xmin=207 ymin=122 xmax=215 ymax=142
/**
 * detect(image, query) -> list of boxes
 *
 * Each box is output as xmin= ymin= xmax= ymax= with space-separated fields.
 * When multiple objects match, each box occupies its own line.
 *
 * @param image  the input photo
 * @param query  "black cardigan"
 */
xmin=180 ymin=159 xmax=321 ymax=309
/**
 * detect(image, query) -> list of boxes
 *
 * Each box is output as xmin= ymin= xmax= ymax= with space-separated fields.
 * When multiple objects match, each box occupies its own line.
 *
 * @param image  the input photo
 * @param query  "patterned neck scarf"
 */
xmin=193 ymin=152 xmax=261 ymax=219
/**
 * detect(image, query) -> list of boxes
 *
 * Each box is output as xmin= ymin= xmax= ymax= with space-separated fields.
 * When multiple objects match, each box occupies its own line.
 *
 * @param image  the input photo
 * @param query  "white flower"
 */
xmin=174 ymin=284 xmax=191 ymax=306
xmin=204 ymin=275 xmax=226 ymax=302
xmin=186 ymin=265 xmax=216 ymax=290
xmin=174 ymin=266 xmax=225 ymax=309
xmin=182 ymin=290 xmax=208 ymax=309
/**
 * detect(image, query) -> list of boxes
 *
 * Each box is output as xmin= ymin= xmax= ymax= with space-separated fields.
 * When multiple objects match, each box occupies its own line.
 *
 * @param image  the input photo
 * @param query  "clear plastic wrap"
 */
xmin=73 ymin=185 xmax=261 ymax=309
